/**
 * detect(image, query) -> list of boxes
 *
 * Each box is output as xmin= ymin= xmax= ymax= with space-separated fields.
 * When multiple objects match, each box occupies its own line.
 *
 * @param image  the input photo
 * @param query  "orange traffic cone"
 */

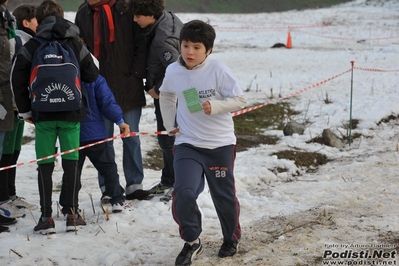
xmin=286 ymin=32 xmax=292 ymax=49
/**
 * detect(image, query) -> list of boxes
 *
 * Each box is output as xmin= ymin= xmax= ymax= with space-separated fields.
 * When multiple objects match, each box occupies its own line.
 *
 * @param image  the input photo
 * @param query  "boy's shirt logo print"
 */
xmin=198 ymin=89 xmax=215 ymax=99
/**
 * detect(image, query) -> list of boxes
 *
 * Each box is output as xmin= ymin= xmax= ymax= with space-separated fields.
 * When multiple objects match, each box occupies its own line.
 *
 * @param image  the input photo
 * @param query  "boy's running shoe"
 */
xmin=0 ymin=214 xmax=17 ymax=225
xmin=0 ymin=200 xmax=26 ymax=218
xmin=11 ymin=196 xmax=38 ymax=210
xmin=148 ymin=182 xmax=172 ymax=194
xmin=34 ymin=217 xmax=56 ymax=235
xmin=66 ymin=213 xmax=86 ymax=232
xmin=218 ymin=241 xmax=239 ymax=258
xmin=175 ymin=239 xmax=203 ymax=266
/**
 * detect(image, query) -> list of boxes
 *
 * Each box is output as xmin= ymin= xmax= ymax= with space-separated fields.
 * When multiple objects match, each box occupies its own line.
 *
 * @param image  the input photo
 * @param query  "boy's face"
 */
xmin=25 ymin=18 xmax=38 ymax=33
xmin=133 ymin=15 xmax=156 ymax=28
xmin=181 ymin=40 xmax=211 ymax=70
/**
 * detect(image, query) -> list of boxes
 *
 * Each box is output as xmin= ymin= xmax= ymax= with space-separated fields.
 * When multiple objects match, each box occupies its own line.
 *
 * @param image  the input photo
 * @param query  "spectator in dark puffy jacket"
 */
xmin=130 ymin=0 xmax=183 ymax=197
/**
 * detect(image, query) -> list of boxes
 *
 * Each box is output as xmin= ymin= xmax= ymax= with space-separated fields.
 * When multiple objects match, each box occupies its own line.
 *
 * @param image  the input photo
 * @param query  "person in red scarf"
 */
xmin=76 ymin=0 xmax=152 ymax=201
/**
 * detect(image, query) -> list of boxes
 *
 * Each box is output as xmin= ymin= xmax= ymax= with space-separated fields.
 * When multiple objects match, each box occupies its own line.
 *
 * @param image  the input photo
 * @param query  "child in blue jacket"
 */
xmin=59 ymin=73 xmax=130 ymax=215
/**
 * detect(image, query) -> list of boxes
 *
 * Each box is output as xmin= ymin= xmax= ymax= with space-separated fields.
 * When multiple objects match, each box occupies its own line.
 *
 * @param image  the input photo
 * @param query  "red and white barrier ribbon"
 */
xmin=354 ymin=67 xmax=399 ymax=72
xmin=0 ymin=131 xmax=168 ymax=171
xmin=232 ymin=68 xmax=352 ymax=117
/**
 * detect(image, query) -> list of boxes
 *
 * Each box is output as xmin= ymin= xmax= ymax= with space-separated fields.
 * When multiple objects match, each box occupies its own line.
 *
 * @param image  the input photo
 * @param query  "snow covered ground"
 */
xmin=1 ymin=0 xmax=399 ymax=265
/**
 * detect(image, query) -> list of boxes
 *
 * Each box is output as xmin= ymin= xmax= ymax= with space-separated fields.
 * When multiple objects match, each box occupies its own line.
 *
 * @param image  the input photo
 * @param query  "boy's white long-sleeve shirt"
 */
xmin=159 ymin=57 xmax=246 ymax=149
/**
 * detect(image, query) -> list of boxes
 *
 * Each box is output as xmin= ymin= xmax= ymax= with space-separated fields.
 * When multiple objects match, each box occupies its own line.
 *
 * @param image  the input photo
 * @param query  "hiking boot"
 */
xmin=0 ymin=225 xmax=9 ymax=233
xmin=0 ymin=214 xmax=17 ymax=225
xmin=218 ymin=241 xmax=239 ymax=258
xmin=100 ymin=193 xmax=112 ymax=204
xmin=126 ymin=189 xmax=154 ymax=201
xmin=34 ymin=217 xmax=56 ymax=235
xmin=175 ymin=239 xmax=203 ymax=266
xmin=148 ymin=182 xmax=173 ymax=194
xmin=11 ymin=196 xmax=38 ymax=210
xmin=66 ymin=213 xmax=86 ymax=232
xmin=0 ymin=200 xmax=26 ymax=218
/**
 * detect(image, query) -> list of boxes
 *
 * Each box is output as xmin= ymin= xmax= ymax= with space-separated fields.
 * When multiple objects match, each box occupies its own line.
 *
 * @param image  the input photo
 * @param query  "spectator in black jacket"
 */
xmin=75 ymin=0 xmax=152 ymax=201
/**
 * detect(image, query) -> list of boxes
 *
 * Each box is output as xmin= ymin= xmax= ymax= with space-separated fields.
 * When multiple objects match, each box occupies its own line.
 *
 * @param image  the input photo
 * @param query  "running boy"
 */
xmin=11 ymin=0 xmax=98 ymax=234
xmin=159 ymin=20 xmax=246 ymax=265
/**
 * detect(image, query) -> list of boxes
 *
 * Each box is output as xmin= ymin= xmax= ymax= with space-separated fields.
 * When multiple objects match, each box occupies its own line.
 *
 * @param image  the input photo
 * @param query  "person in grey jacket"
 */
xmin=0 ymin=0 xmax=16 ymax=232
xmin=0 ymin=4 xmax=39 ymax=220
xmin=0 ymin=0 xmax=14 ymax=135
xmin=130 ymin=0 xmax=183 ymax=196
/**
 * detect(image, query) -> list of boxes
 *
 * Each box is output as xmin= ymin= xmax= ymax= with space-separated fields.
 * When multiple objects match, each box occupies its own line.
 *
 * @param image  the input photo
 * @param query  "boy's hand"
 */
xmin=168 ymin=128 xmax=179 ymax=135
xmin=119 ymin=123 xmax=130 ymax=137
xmin=147 ymin=87 xmax=159 ymax=99
xmin=202 ymin=101 xmax=211 ymax=115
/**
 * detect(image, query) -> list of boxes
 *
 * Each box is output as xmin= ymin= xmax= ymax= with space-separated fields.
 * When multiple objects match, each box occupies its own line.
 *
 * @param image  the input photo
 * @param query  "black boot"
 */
xmin=37 ymin=163 xmax=55 ymax=217
xmin=7 ymin=150 xmax=20 ymax=197
xmin=0 ymin=154 xmax=13 ymax=202
xmin=62 ymin=160 xmax=80 ymax=215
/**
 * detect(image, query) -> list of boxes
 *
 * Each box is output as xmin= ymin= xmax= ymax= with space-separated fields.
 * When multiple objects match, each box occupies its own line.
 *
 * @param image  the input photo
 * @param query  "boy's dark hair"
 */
xmin=130 ymin=0 xmax=164 ymax=19
xmin=35 ymin=0 xmax=64 ymax=25
xmin=0 ymin=0 xmax=7 ymax=5
xmin=180 ymin=20 xmax=216 ymax=53
xmin=12 ymin=4 xmax=36 ymax=30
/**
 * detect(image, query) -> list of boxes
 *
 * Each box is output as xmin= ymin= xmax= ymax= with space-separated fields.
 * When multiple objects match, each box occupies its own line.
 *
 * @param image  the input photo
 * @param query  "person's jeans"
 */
xmin=98 ymin=107 xmax=144 ymax=195
xmin=154 ymin=99 xmax=175 ymax=186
